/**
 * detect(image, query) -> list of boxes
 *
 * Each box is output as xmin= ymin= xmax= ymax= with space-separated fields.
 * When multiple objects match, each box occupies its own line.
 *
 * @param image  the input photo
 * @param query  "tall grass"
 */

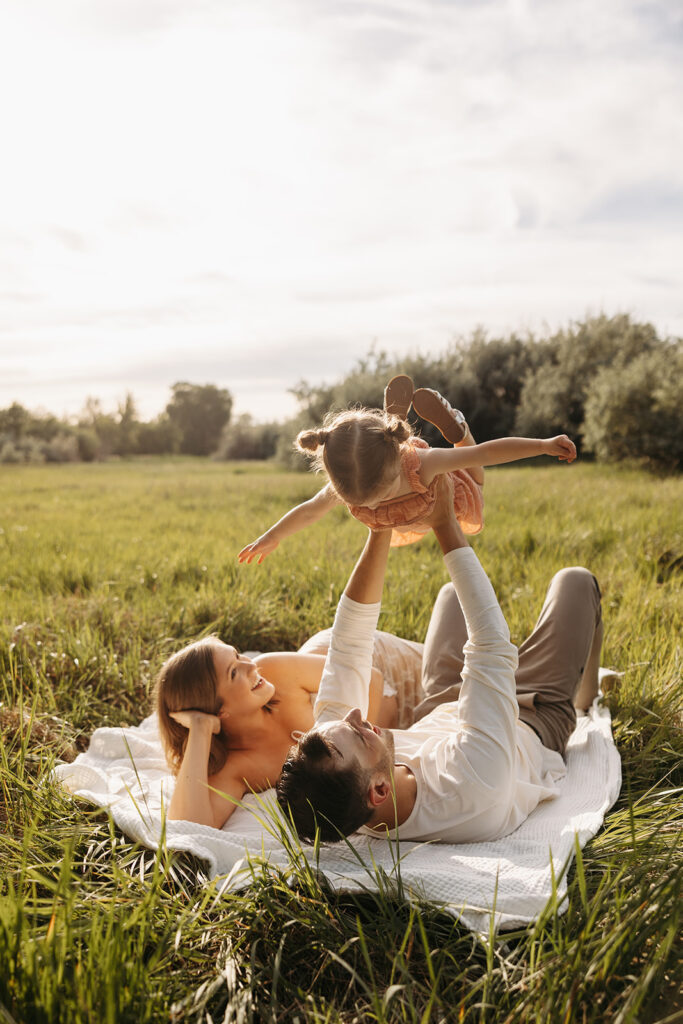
xmin=1 ymin=459 xmax=681 ymax=1022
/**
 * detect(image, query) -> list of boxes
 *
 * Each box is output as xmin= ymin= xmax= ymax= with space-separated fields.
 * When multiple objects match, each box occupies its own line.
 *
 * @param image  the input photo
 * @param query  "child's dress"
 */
xmin=348 ymin=438 xmax=484 ymax=547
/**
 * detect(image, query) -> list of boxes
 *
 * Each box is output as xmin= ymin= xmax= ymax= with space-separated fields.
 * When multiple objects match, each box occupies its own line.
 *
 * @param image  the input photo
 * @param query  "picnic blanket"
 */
xmin=53 ymin=677 xmax=621 ymax=933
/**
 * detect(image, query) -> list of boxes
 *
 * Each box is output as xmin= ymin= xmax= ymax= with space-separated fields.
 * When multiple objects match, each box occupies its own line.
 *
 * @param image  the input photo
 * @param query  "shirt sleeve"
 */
xmin=313 ymin=594 xmax=381 ymax=726
xmin=442 ymin=547 xmax=520 ymax=790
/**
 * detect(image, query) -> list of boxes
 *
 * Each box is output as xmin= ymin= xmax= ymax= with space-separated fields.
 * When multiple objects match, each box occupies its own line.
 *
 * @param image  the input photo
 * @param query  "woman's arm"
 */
xmin=238 ymin=485 xmax=340 ymax=564
xmin=167 ymin=710 xmax=244 ymax=829
xmin=418 ymin=435 xmax=576 ymax=486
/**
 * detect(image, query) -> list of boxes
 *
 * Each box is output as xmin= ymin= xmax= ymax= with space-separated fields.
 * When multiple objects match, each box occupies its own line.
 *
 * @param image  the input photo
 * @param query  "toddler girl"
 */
xmin=238 ymin=375 xmax=576 ymax=562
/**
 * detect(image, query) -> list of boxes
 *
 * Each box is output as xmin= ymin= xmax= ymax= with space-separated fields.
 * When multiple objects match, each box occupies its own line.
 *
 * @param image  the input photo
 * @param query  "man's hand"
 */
xmin=423 ymin=474 xmax=455 ymax=529
xmin=541 ymin=435 xmax=576 ymax=463
xmin=425 ymin=474 xmax=468 ymax=555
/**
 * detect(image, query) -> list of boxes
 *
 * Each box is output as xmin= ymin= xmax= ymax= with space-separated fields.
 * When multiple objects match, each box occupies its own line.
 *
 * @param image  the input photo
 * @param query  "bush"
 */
xmin=582 ymin=344 xmax=683 ymax=471
xmin=0 ymin=436 xmax=45 ymax=463
xmin=515 ymin=314 xmax=664 ymax=448
xmin=45 ymin=433 xmax=79 ymax=463
xmin=216 ymin=415 xmax=280 ymax=461
xmin=76 ymin=429 xmax=100 ymax=462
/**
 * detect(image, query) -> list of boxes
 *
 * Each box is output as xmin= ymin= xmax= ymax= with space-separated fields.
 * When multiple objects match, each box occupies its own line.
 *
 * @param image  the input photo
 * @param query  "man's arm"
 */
xmin=313 ymin=529 xmax=392 ymax=725
xmin=427 ymin=477 xmax=469 ymax=556
xmin=425 ymin=477 xmax=519 ymax=787
xmin=345 ymin=528 xmax=393 ymax=604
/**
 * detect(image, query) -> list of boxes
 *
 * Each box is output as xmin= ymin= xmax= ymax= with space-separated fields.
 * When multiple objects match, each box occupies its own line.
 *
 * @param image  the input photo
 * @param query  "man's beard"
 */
xmin=378 ymin=727 xmax=396 ymax=778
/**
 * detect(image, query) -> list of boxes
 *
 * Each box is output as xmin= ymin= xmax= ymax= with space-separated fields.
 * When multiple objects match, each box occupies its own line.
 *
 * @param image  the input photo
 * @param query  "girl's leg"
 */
xmin=412 ymin=388 xmax=484 ymax=484
xmin=384 ymin=375 xmax=414 ymax=419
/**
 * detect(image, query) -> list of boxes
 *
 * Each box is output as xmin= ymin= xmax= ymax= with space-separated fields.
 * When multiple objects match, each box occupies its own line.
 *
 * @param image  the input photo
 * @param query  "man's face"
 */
xmin=316 ymin=708 xmax=395 ymax=784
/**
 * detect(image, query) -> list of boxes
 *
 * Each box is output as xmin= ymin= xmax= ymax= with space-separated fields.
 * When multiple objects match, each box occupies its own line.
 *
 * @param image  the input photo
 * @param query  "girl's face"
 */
xmin=211 ymin=642 xmax=275 ymax=722
xmin=361 ymin=463 xmax=404 ymax=508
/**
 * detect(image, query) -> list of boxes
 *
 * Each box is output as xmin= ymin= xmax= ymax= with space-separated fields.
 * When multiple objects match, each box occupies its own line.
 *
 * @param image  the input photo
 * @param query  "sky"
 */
xmin=1 ymin=0 xmax=682 ymax=424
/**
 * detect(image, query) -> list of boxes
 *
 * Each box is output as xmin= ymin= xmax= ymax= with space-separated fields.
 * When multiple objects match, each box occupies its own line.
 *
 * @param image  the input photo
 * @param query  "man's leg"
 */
xmin=413 ymin=566 xmax=603 ymax=743
xmin=515 ymin=567 xmax=603 ymax=755
xmin=412 ymin=582 xmax=469 ymax=721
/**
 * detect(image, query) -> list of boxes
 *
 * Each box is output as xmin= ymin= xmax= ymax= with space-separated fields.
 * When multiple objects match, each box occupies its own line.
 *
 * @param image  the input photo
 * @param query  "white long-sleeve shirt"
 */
xmin=313 ymin=547 xmax=566 ymax=844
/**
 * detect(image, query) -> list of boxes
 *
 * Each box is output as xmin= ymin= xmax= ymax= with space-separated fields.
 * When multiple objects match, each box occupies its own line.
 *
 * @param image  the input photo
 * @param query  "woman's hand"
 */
xmin=169 ymin=709 xmax=221 ymax=734
xmin=238 ymin=533 xmax=279 ymax=564
xmin=542 ymin=435 xmax=577 ymax=463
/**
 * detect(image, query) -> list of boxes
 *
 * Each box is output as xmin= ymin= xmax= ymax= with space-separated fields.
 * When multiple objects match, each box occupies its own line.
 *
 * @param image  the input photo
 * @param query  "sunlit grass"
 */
xmin=1 ymin=459 xmax=681 ymax=1022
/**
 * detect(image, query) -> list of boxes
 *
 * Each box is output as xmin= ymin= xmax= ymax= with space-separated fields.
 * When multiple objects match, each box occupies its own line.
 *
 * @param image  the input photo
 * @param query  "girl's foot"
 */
xmin=383 ymin=375 xmax=414 ymax=419
xmin=412 ymin=388 xmax=468 ymax=444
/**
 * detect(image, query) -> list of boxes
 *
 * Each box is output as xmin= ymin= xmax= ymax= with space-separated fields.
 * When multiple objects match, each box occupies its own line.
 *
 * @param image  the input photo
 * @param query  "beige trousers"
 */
xmin=412 ymin=567 xmax=603 ymax=757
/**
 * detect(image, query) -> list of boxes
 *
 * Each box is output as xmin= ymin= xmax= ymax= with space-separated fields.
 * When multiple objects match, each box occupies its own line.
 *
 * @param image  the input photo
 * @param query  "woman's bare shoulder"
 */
xmin=255 ymin=651 xmax=327 ymax=695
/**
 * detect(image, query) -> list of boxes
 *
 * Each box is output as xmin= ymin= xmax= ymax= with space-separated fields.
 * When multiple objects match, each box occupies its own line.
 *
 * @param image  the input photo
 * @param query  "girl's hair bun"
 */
xmin=385 ymin=417 xmax=411 ymax=443
xmin=296 ymin=428 xmax=328 ymax=452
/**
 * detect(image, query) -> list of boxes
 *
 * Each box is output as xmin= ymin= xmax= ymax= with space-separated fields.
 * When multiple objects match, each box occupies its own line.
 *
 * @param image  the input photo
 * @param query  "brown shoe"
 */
xmin=412 ymin=388 xmax=467 ymax=443
xmin=383 ymin=375 xmax=414 ymax=419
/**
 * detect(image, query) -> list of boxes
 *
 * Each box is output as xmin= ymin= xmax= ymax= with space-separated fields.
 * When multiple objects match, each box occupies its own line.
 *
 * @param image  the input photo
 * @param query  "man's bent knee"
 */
xmin=550 ymin=566 xmax=601 ymax=601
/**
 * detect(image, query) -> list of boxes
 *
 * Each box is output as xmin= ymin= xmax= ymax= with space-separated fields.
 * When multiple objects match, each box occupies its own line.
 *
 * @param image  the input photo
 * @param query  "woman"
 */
xmin=156 ymin=628 xmax=424 ymax=829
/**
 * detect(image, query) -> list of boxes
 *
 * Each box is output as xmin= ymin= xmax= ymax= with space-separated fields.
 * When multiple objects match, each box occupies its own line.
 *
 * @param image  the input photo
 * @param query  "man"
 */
xmin=276 ymin=479 xmax=603 ymax=845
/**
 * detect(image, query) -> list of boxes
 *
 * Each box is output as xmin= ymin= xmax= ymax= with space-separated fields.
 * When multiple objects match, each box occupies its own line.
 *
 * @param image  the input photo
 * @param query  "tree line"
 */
xmin=0 ymin=383 xmax=233 ymax=463
xmin=1 ymin=314 xmax=681 ymax=471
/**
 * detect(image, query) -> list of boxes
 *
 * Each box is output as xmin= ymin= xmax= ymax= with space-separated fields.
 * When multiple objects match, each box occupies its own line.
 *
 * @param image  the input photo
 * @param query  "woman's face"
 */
xmin=211 ymin=641 xmax=276 ymax=723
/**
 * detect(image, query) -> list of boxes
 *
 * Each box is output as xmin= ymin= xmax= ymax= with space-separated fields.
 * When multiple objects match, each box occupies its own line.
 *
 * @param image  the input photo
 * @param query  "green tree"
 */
xmin=216 ymin=414 xmax=280 ymax=461
xmin=137 ymin=414 xmax=181 ymax=455
xmin=582 ymin=344 xmax=683 ymax=471
xmin=165 ymin=383 xmax=233 ymax=456
xmin=78 ymin=398 xmax=119 ymax=459
xmin=115 ymin=393 xmax=141 ymax=456
xmin=0 ymin=402 xmax=30 ymax=440
xmin=515 ymin=314 xmax=663 ymax=446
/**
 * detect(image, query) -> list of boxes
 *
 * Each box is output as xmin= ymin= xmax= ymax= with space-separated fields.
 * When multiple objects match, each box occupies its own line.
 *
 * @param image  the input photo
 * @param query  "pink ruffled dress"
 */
xmin=348 ymin=438 xmax=484 ymax=547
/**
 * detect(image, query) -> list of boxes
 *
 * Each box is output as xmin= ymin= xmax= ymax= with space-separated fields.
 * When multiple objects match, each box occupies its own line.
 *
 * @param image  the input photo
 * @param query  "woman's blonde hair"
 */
xmin=295 ymin=408 xmax=413 ymax=505
xmin=155 ymin=637 xmax=230 ymax=777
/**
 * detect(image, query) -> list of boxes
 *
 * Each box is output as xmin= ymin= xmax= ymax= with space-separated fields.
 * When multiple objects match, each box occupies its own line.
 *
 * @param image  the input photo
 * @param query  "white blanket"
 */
xmin=53 ymin=685 xmax=621 ymax=933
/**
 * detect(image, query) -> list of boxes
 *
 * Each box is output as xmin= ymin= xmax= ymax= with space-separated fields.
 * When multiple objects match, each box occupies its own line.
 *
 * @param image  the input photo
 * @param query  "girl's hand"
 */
xmin=238 ymin=533 xmax=279 ymax=564
xmin=169 ymin=710 xmax=221 ymax=734
xmin=543 ymin=435 xmax=577 ymax=463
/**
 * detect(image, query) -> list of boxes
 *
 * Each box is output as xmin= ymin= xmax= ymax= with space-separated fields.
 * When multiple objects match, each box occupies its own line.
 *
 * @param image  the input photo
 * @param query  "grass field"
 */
xmin=1 ymin=459 xmax=681 ymax=1023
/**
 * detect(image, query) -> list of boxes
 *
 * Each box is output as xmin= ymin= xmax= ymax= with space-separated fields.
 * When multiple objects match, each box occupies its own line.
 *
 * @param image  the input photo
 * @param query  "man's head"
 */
xmin=276 ymin=709 xmax=396 ymax=843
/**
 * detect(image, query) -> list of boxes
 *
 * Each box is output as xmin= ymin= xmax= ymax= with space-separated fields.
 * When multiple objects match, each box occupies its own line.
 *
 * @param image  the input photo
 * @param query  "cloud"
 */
xmin=582 ymin=181 xmax=683 ymax=225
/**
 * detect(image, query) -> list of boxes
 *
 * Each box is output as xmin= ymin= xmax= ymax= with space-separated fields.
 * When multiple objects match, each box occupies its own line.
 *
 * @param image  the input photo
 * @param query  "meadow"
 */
xmin=0 ymin=458 xmax=681 ymax=1023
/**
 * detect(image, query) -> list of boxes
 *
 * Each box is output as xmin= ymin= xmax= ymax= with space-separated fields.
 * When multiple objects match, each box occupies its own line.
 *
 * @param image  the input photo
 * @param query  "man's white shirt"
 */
xmin=313 ymin=547 xmax=566 ymax=844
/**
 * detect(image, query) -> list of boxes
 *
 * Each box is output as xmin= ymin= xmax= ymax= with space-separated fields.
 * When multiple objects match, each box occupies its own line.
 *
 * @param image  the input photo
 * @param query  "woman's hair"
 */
xmin=295 ymin=408 xmax=413 ymax=505
xmin=155 ymin=637 xmax=230 ymax=777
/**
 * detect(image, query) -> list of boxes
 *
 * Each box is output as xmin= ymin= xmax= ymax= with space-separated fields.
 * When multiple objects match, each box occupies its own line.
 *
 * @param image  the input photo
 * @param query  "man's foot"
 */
xmin=412 ymin=388 xmax=468 ymax=444
xmin=383 ymin=375 xmax=414 ymax=419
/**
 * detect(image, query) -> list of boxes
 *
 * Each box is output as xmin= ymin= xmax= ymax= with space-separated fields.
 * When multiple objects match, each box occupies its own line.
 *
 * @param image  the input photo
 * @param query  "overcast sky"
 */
xmin=1 ymin=0 xmax=681 ymax=423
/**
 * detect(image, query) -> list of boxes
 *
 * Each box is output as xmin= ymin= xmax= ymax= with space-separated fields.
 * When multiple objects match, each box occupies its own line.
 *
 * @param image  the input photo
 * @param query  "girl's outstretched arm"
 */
xmin=238 ymin=484 xmax=341 ymax=563
xmin=419 ymin=435 xmax=576 ymax=485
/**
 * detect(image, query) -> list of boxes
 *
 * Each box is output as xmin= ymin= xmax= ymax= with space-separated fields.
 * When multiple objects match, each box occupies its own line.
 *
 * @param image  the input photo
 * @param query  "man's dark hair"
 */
xmin=276 ymin=731 xmax=374 ymax=843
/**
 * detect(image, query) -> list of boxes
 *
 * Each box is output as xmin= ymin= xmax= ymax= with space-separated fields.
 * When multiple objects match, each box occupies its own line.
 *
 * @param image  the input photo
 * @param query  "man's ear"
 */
xmin=367 ymin=778 xmax=391 ymax=808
